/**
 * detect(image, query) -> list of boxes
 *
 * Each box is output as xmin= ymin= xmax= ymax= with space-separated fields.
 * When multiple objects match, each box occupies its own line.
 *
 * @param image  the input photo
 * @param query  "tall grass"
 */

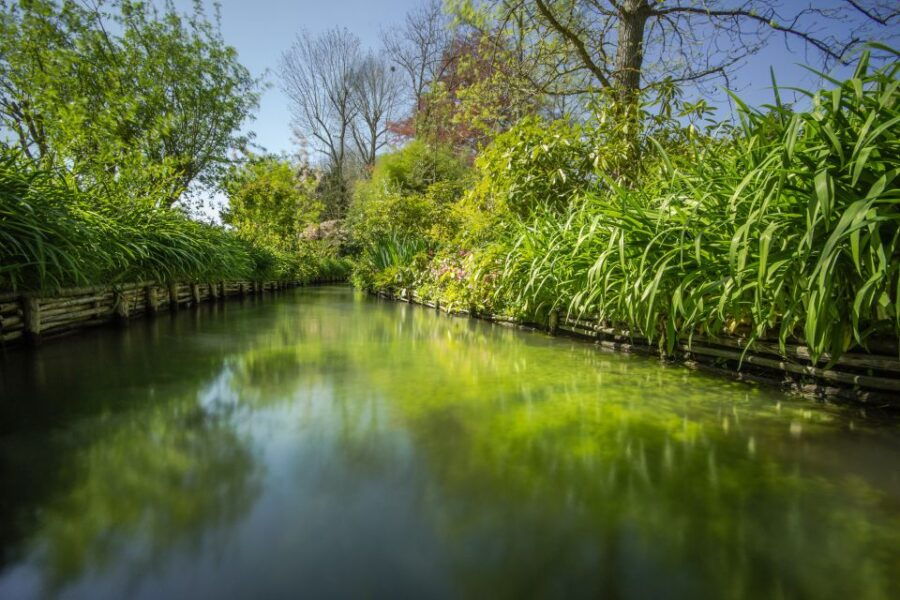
xmin=351 ymin=233 xmax=429 ymax=290
xmin=0 ymin=154 xmax=349 ymax=292
xmin=493 ymin=50 xmax=898 ymax=362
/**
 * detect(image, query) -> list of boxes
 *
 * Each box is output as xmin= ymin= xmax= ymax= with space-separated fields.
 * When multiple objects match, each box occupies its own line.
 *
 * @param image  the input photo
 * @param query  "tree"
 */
xmin=393 ymin=26 xmax=551 ymax=151
xmin=281 ymin=29 xmax=406 ymax=217
xmin=280 ymin=28 xmax=360 ymax=216
xmin=451 ymin=0 xmax=898 ymax=170
xmin=387 ymin=1 xmax=581 ymax=148
xmin=351 ymin=52 xmax=403 ymax=167
xmin=382 ymin=0 xmax=452 ymax=108
xmin=221 ymin=156 xmax=322 ymax=251
xmin=474 ymin=0 xmax=898 ymax=102
xmin=0 ymin=0 xmax=260 ymax=207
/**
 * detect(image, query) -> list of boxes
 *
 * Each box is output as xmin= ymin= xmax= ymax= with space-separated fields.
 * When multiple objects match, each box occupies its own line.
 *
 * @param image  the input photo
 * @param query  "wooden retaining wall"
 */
xmin=380 ymin=288 xmax=900 ymax=406
xmin=0 ymin=279 xmax=339 ymax=348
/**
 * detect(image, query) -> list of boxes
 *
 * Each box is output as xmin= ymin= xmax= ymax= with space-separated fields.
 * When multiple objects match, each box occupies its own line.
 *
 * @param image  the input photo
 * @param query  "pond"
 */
xmin=0 ymin=285 xmax=898 ymax=599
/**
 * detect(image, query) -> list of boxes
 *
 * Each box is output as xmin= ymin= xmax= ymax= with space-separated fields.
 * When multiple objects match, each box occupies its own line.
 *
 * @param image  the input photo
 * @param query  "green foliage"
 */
xmin=0 ymin=0 xmax=259 ymax=207
xmin=353 ymin=50 xmax=900 ymax=363
xmin=463 ymin=116 xmax=594 ymax=219
xmin=494 ymin=51 xmax=899 ymax=361
xmin=0 ymin=153 xmax=345 ymax=291
xmin=348 ymin=141 xmax=471 ymax=290
xmin=365 ymin=140 xmax=470 ymax=196
xmin=221 ymin=156 xmax=323 ymax=252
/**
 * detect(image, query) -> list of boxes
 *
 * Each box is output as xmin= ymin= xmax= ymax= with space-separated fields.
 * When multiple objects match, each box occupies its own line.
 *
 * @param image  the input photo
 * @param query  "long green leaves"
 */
xmin=492 ymin=52 xmax=899 ymax=362
xmin=0 ymin=154 xmax=348 ymax=292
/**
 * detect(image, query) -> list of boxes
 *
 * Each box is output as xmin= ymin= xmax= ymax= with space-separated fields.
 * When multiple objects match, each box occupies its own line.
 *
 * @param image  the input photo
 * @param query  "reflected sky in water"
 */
xmin=0 ymin=286 xmax=898 ymax=599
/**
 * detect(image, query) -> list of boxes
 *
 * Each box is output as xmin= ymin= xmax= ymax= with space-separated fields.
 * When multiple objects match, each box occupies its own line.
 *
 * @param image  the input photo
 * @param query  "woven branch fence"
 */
xmin=0 ymin=279 xmax=341 ymax=347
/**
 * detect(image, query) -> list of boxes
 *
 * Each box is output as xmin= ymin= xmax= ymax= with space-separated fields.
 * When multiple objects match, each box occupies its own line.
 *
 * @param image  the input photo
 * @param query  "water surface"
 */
xmin=1 ymin=286 xmax=898 ymax=599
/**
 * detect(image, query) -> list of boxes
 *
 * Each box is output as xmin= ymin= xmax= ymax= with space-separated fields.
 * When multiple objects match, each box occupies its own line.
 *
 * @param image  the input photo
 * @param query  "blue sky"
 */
xmin=177 ymin=0 xmax=873 ymax=159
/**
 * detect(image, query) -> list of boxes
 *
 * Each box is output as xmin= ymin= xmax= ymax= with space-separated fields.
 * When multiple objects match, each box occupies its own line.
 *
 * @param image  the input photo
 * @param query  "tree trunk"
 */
xmin=613 ymin=1 xmax=649 ymax=101
xmin=613 ymin=0 xmax=649 ymax=177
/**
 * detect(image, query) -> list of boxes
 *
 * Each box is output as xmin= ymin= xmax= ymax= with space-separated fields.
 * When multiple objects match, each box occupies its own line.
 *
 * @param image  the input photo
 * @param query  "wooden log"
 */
xmin=48 ymin=308 xmax=105 ymax=326
xmin=38 ymin=295 xmax=108 ymax=310
xmin=40 ymin=299 xmax=113 ymax=319
xmin=387 ymin=290 xmax=900 ymax=394
xmin=41 ymin=303 xmax=111 ymax=323
xmin=562 ymin=320 xmax=900 ymax=391
xmin=2 ymin=330 xmax=23 ymax=342
xmin=191 ymin=283 xmax=201 ymax=305
xmin=1 ymin=302 xmax=20 ymax=314
xmin=8 ymin=282 xmax=153 ymax=300
xmin=562 ymin=317 xmax=900 ymax=375
xmin=695 ymin=335 xmax=900 ymax=374
xmin=22 ymin=295 xmax=41 ymax=345
xmin=1 ymin=314 xmax=22 ymax=328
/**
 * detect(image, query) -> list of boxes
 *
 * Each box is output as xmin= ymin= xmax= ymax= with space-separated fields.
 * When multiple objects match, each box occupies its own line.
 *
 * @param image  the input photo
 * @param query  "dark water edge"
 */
xmin=1 ymin=285 xmax=898 ymax=599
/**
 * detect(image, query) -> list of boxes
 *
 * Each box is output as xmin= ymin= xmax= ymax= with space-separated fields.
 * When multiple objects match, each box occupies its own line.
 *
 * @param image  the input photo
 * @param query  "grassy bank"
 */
xmin=350 ymin=52 xmax=899 ymax=364
xmin=0 ymin=154 xmax=351 ymax=293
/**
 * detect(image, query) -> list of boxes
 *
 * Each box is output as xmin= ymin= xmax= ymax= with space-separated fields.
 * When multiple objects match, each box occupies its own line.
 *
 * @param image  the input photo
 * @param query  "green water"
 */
xmin=0 ymin=286 xmax=897 ymax=599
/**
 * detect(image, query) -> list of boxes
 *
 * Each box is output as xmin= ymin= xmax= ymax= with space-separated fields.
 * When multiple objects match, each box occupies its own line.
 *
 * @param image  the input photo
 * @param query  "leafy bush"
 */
xmin=348 ymin=142 xmax=470 ymax=290
xmin=463 ymin=116 xmax=595 ymax=219
xmin=221 ymin=156 xmax=323 ymax=252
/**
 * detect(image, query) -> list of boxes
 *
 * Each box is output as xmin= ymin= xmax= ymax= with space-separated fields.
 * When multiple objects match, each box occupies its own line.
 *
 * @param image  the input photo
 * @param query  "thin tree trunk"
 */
xmin=613 ymin=1 xmax=648 ymax=100
xmin=613 ymin=0 xmax=649 ymax=179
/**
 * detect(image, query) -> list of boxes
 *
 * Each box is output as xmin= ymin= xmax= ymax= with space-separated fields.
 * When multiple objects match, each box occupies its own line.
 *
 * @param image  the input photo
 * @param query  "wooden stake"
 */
xmin=145 ymin=285 xmax=159 ymax=315
xmin=22 ymin=295 xmax=41 ymax=345
xmin=169 ymin=283 xmax=179 ymax=311
xmin=113 ymin=290 xmax=129 ymax=323
xmin=191 ymin=283 xmax=201 ymax=305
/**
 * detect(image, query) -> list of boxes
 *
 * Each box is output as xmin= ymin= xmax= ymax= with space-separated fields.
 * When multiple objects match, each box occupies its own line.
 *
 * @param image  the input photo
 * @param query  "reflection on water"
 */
xmin=0 ymin=286 xmax=898 ymax=599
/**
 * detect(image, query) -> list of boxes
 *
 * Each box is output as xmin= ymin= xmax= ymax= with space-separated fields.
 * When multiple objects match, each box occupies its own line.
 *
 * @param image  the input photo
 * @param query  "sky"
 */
xmin=176 ymin=0 xmax=879 ymax=160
